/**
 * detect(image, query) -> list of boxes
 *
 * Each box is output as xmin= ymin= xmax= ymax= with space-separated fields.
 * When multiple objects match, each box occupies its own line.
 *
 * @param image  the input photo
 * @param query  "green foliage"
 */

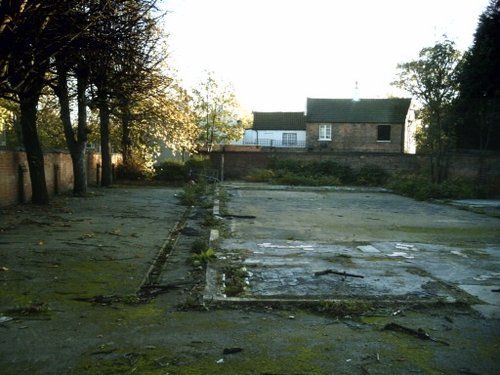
xmin=392 ymin=38 xmax=461 ymax=182
xmin=387 ymin=175 xmax=477 ymax=200
xmin=244 ymin=168 xmax=275 ymax=182
xmin=245 ymin=159 xmax=489 ymax=200
xmin=223 ymin=266 xmax=248 ymax=297
xmin=153 ymin=156 xmax=213 ymax=183
xmin=245 ymin=159 xmax=389 ymax=187
xmin=355 ymin=164 xmax=390 ymax=186
xmin=191 ymin=238 xmax=208 ymax=254
xmin=178 ymin=182 xmax=204 ymax=206
xmin=192 ymin=71 xmax=245 ymax=152
xmin=177 ymin=179 xmax=214 ymax=207
xmin=154 ymin=160 xmax=189 ymax=182
xmin=308 ymin=160 xmax=354 ymax=183
xmin=185 ymin=155 xmax=213 ymax=172
xmin=453 ymin=0 xmax=500 ymax=151
xmin=274 ymin=172 xmax=341 ymax=186
xmin=317 ymin=300 xmax=370 ymax=317
xmin=116 ymin=159 xmax=154 ymax=181
xmin=191 ymin=248 xmax=216 ymax=264
xmin=267 ymin=159 xmax=354 ymax=184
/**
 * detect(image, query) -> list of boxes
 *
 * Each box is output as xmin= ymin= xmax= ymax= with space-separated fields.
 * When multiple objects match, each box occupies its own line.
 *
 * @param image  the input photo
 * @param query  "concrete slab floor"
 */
xmin=206 ymin=183 xmax=500 ymax=317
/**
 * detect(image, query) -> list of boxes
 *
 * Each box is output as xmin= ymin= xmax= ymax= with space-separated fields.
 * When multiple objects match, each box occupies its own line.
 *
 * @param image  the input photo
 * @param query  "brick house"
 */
xmin=238 ymin=97 xmax=416 ymax=154
xmin=306 ymin=98 xmax=415 ymax=153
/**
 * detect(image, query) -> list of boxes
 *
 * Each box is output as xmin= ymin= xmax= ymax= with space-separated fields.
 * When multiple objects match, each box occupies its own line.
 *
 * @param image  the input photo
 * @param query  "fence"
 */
xmin=240 ymin=139 xmax=307 ymax=148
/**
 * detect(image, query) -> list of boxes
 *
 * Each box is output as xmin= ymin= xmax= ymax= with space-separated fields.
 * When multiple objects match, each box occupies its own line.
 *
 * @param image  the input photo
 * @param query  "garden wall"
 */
xmin=0 ymin=150 xmax=122 ymax=207
xmin=210 ymin=148 xmax=500 ymax=188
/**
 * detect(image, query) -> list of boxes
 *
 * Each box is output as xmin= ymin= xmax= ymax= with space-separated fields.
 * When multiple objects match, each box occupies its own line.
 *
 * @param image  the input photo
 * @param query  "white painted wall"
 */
xmin=236 ymin=129 xmax=306 ymax=147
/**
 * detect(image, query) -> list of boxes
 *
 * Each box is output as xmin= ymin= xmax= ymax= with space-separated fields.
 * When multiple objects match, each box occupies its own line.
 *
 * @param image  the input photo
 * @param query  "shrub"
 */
xmin=438 ymin=178 xmax=475 ymax=199
xmin=185 ymin=155 xmax=212 ymax=172
xmin=116 ymin=161 xmax=152 ymax=180
xmin=355 ymin=165 xmax=389 ymax=186
xmin=309 ymin=160 xmax=354 ymax=183
xmin=387 ymin=175 xmax=477 ymax=200
xmin=244 ymin=169 xmax=275 ymax=182
xmin=269 ymin=159 xmax=354 ymax=184
xmin=177 ymin=180 xmax=211 ymax=206
xmin=154 ymin=160 xmax=188 ymax=182
xmin=274 ymin=172 xmax=314 ymax=186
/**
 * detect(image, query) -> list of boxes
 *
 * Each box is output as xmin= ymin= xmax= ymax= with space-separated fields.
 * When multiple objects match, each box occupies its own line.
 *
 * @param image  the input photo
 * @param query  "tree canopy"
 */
xmin=192 ymin=72 xmax=245 ymax=152
xmin=392 ymin=39 xmax=461 ymax=182
xmin=0 ymin=0 xmax=203 ymax=200
xmin=453 ymin=0 xmax=500 ymax=151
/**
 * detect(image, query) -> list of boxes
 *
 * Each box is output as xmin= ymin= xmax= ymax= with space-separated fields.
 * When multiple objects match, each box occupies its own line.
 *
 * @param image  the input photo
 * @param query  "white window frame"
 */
xmin=319 ymin=124 xmax=332 ymax=141
xmin=282 ymin=132 xmax=297 ymax=146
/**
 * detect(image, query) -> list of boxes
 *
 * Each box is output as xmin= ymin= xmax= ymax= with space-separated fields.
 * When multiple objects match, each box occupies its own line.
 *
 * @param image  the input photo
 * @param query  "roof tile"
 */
xmin=306 ymin=98 xmax=412 ymax=123
xmin=252 ymin=112 xmax=306 ymax=130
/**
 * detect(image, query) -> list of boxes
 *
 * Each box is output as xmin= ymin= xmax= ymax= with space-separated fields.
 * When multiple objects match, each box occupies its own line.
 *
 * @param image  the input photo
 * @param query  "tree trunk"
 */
xmin=19 ymin=93 xmax=49 ymax=204
xmin=121 ymin=104 xmax=132 ymax=168
xmin=99 ymin=95 xmax=113 ymax=187
xmin=74 ymin=68 xmax=89 ymax=194
xmin=55 ymin=62 xmax=88 ymax=195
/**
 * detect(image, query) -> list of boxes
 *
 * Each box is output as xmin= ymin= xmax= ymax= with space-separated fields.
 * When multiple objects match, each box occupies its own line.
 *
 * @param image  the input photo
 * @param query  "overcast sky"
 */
xmin=161 ymin=0 xmax=490 ymax=112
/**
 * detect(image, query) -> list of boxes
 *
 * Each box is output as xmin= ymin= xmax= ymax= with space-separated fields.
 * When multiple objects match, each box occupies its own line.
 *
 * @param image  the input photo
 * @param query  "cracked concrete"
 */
xmin=1 ymin=183 xmax=500 ymax=374
xmin=207 ymin=182 xmax=500 ymax=317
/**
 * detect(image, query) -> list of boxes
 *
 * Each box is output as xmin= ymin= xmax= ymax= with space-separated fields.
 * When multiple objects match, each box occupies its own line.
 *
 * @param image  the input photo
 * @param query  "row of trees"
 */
xmin=392 ymin=0 xmax=499 ymax=183
xmin=0 ymin=1 xmax=245 ymax=204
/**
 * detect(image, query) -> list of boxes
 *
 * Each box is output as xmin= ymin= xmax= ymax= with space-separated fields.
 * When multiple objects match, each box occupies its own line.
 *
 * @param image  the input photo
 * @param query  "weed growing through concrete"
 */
xmin=191 ymin=248 xmax=216 ymax=264
xmin=317 ymin=299 xmax=371 ymax=317
xmin=222 ymin=266 xmax=248 ymax=297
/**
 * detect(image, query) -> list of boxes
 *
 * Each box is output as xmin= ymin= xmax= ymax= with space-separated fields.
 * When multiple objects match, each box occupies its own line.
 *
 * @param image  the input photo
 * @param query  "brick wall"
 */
xmin=0 ymin=150 xmax=122 ymax=207
xmin=211 ymin=150 xmax=500 ymax=188
xmin=306 ymin=123 xmax=404 ymax=153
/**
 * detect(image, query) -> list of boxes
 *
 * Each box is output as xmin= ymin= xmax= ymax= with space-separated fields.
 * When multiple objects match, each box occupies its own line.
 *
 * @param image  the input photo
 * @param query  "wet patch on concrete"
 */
xmin=205 ymin=183 xmax=500 ymax=315
xmin=205 ymin=239 xmax=481 ymax=305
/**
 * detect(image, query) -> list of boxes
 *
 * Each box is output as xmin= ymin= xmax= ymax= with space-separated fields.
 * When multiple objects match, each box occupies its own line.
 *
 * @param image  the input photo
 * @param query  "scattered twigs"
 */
xmin=383 ymin=322 xmax=449 ymax=346
xmin=314 ymin=269 xmax=364 ymax=278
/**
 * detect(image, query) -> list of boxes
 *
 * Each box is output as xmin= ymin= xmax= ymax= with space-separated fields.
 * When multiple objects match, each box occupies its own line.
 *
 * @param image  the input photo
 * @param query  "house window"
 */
xmin=319 ymin=124 xmax=332 ymax=141
xmin=377 ymin=125 xmax=391 ymax=142
xmin=282 ymin=133 xmax=297 ymax=146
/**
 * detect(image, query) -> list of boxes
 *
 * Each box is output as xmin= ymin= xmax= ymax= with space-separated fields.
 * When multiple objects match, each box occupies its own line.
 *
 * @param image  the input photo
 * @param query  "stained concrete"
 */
xmin=206 ymin=182 xmax=500 ymax=317
xmin=1 ymin=185 xmax=499 ymax=374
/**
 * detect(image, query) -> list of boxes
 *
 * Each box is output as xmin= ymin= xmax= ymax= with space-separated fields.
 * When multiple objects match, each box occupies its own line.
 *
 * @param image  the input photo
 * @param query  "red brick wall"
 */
xmin=306 ymin=123 xmax=404 ymax=153
xmin=211 ymin=150 xmax=500 ymax=187
xmin=0 ymin=150 xmax=122 ymax=207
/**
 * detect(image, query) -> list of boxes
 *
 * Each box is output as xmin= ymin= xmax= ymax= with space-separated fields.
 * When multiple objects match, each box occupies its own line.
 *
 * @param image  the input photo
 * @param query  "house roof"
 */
xmin=252 ymin=112 xmax=306 ymax=131
xmin=306 ymin=98 xmax=412 ymax=124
